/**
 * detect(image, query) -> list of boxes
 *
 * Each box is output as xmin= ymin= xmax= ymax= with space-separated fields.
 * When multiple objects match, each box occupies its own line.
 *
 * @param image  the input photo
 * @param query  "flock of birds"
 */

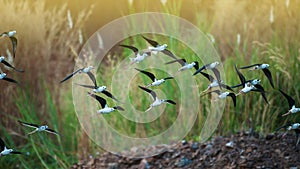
xmin=0 ymin=31 xmax=299 ymax=158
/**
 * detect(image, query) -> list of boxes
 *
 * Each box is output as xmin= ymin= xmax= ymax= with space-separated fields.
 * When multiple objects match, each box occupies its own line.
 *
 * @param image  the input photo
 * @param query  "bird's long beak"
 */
xmin=282 ymin=111 xmax=291 ymax=117
xmin=145 ymin=84 xmax=151 ymax=88
xmin=235 ymin=92 xmax=242 ymax=96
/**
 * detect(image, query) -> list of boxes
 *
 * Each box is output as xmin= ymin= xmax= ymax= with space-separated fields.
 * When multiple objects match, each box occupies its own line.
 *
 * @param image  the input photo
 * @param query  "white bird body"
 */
xmin=289 ymin=105 xmax=300 ymax=114
xmin=97 ymin=106 xmax=116 ymax=114
xmin=82 ymin=66 xmax=94 ymax=73
xmin=7 ymin=31 xmax=16 ymax=37
xmin=0 ymin=73 xmax=6 ymax=79
xmin=151 ymin=98 xmax=166 ymax=107
xmin=288 ymin=123 xmax=300 ymax=130
xmin=130 ymin=52 xmax=149 ymax=63
xmin=209 ymin=80 xmax=221 ymax=88
xmin=92 ymin=86 xmax=107 ymax=93
xmin=150 ymin=79 xmax=165 ymax=86
xmin=252 ymin=63 xmax=269 ymax=70
xmin=218 ymin=92 xmax=230 ymax=99
xmin=240 ymin=83 xmax=255 ymax=93
xmin=208 ymin=61 xmax=220 ymax=69
xmin=178 ymin=62 xmax=196 ymax=71
xmin=148 ymin=44 xmax=167 ymax=52
xmin=0 ymin=147 xmax=13 ymax=156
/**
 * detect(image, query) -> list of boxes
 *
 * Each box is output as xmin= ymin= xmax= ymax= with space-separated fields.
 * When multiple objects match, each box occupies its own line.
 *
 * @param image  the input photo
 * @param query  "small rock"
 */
xmin=108 ymin=163 xmax=118 ymax=169
xmin=181 ymin=140 xmax=188 ymax=145
xmin=191 ymin=142 xmax=199 ymax=150
xmin=226 ymin=141 xmax=234 ymax=148
xmin=175 ymin=157 xmax=192 ymax=167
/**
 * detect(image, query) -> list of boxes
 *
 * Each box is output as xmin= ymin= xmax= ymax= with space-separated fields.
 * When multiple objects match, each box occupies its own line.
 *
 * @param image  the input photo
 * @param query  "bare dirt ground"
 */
xmin=71 ymin=131 xmax=300 ymax=169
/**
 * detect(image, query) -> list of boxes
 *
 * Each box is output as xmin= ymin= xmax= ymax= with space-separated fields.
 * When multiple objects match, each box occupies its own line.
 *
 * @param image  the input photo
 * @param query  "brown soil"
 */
xmin=71 ymin=131 xmax=300 ymax=169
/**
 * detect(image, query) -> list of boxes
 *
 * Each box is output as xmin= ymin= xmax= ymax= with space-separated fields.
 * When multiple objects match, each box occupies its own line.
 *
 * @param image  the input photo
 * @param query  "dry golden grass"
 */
xmin=0 ymin=0 xmax=92 ymax=131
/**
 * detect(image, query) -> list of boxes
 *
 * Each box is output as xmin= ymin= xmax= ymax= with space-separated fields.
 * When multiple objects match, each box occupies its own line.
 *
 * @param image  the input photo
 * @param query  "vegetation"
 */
xmin=0 ymin=0 xmax=299 ymax=168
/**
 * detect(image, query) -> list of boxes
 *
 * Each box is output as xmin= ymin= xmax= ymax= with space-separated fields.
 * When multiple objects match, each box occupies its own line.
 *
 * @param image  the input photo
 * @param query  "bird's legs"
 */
xmin=27 ymin=129 xmax=38 ymax=135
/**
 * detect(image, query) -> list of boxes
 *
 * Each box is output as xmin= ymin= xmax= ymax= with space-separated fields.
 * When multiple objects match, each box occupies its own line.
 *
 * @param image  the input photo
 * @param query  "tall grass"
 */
xmin=0 ymin=0 xmax=92 ymax=168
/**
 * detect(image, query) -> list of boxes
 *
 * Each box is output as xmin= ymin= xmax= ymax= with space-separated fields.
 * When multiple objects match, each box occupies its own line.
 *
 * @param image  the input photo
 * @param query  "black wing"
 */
xmin=235 ymin=65 xmax=246 ymax=86
xmin=275 ymin=123 xmax=292 ymax=132
xmin=163 ymin=77 xmax=174 ymax=80
xmin=252 ymin=87 xmax=269 ymax=104
xmin=75 ymin=83 xmax=96 ymax=89
xmin=164 ymin=100 xmax=176 ymax=105
xmin=119 ymin=44 xmax=139 ymax=55
xmin=161 ymin=49 xmax=177 ymax=59
xmin=10 ymin=37 xmax=17 ymax=58
xmin=231 ymin=79 xmax=253 ymax=88
xmin=11 ymin=151 xmax=22 ymax=154
xmin=262 ymin=68 xmax=274 ymax=88
xmin=0 ymin=138 xmax=5 ymax=151
xmin=279 ymin=89 xmax=295 ymax=109
xmin=113 ymin=106 xmax=125 ymax=111
xmin=193 ymin=64 xmax=208 ymax=75
xmin=1 ymin=60 xmax=24 ymax=72
xmin=88 ymin=92 xmax=107 ymax=108
xmin=87 ymin=72 xmax=97 ymax=87
xmin=194 ymin=62 xmax=199 ymax=70
xmin=212 ymin=68 xmax=221 ymax=82
xmin=228 ymin=93 xmax=236 ymax=107
xmin=60 ymin=69 xmax=82 ymax=83
xmin=18 ymin=120 xmax=39 ymax=128
xmin=204 ymin=90 xmax=222 ymax=95
xmin=239 ymin=64 xmax=261 ymax=69
xmin=198 ymin=72 xmax=215 ymax=83
xmin=220 ymin=84 xmax=234 ymax=91
xmin=165 ymin=59 xmax=186 ymax=66
xmin=142 ymin=36 xmax=159 ymax=47
xmin=45 ymin=128 xmax=59 ymax=135
xmin=102 ymin=90 xmax=119 ymax=102
xmin=2 ymin=77 xmax=18 ymax=84
xmin=139 ymin=86 xmax=157 ymax=100
xmin=135 ymin=68 xmax=156 ymax=82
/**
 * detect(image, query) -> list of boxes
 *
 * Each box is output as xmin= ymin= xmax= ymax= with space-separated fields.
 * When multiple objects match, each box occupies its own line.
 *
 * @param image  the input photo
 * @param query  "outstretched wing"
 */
xmin=2 ymin=77 xmax=18 ymax=84
xmin=262 ymin=68 xmax=274 ymax=88
xmin=87 ymin=72 xmax=97 ymax=87
xmin=161 ymin=49 xmax=177 ymax=59
xmin=45 ymin=128 xmax=59 ymax=135
xmin=88 ymin=92 xmax=107 ymax=108
xmin=10 ymin=36 xmax=17 ymax=58
xmin=165 ymin=59 xmax=186 ymax=66
xmin=235 ymin=65 xmax=246 ymax=86
xmin=279 ymin=89 xmax=295 ymax=109
xmin=0 ymin=138 xmax=5 ymax=151
xmin=18 ymin=120 xmax=39 ymax=129
xmin=228 ymin=93 xmax=237 ymax=107
xmin=60 ymin=69 xmax=82 ymax=83
xmin=165 ymin=100 xmax=176 ymax=105
xmin=75 ymin=83 xmax=96 ymax=89
xmin=1 ymin=60 xmax=24 ymax=72
xmin=142 ymin=36 xmax=159 ymax=47
xmin=239 ymin=64 xmax=261 ymax=69
xmin=139 ymin=85 xmax=157 ymax=100
xmin=119 ymin=44 xmax=139 ymax=55
xmin=102 ymin=90 xmax=119 ymax=102
xmin=198 ymin=72 xmax=215 ymax=83
xmin=135 ymin=68 xmax=156 ymax=82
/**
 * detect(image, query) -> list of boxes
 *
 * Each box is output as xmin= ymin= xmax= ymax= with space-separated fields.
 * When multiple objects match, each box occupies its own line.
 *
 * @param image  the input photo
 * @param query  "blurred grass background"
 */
xmin=0 ymin=0 xmax=300 ymax=168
